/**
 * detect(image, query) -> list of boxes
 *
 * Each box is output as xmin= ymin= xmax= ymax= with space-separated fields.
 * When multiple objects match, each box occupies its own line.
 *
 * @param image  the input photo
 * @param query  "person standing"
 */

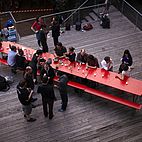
xmin=31 ymin=17 xmax=45 ymax=47
xmin=40 ymin=58 xmax=55 ymax=85
xmin=29 ymin=50 xmax=42 ymax=84
xmin=7 ymin=45 xmax=17 ymax=74
xmin=51 ymin=17 xmax=60 ymax=46
xmin=17 ymin=80 xmax=36 ymax=122
xmin=37 ymin=76 xmax=56 ymax=119
xmin=57 ymin=72 xmax=68 ymax=112
xmin=38 ymin=27 xmax=48 ymax=53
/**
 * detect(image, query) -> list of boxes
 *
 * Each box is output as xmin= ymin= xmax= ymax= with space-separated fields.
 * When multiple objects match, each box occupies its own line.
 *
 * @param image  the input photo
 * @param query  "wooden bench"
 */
xmin=85 ymin=87 xmax=142 ymax=110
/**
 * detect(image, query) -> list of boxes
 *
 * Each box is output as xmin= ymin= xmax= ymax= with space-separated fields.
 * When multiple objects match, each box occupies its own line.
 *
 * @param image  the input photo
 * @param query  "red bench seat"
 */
xmin=85 ymin=87 xmax=142 ymax=110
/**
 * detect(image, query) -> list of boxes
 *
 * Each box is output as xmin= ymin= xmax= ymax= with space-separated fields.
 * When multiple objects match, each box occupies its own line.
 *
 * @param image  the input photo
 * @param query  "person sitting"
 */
xmin=116 ymin=63 xmax=129 ymax=80
xmin=86 ymin=54 xmax=99 ymax=68
xmin=54 ymin=42 xmax=67 ymax=57
xmin=101 ymin=56 xmax=113 ymax=71
xmin=76 ymin=49 xmax=88 ymax=64
xmin=40 ymin=58 xmax=55 ymax=85
xmin=7 ymin=45 xmax=17 ymax=74
xmin=16 ymin=49 xmax=29 ymax=70
xmin=66 ymin=47 xmax=76 ymax=62
xmin=121 ymin=49 xmax=133 ymax=71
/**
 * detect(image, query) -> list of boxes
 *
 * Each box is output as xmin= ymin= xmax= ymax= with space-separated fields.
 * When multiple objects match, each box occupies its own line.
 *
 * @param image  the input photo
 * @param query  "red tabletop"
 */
xmin=87 ymin=68 xmax=142 ymax=96
xmin=1 ymin=41 xmax=36 ymax=61
xmin=1 ymin=41 xmax=142 ymax=96
xmin=51 ymin=58 xmax=89 ymax=78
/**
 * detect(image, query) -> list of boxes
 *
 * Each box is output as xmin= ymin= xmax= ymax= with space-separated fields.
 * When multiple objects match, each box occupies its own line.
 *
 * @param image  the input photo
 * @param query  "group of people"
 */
xmin=31 ymin=16 xmax=61 ymax=52
xmin=12 ymin=46 xmax=69 ymax=122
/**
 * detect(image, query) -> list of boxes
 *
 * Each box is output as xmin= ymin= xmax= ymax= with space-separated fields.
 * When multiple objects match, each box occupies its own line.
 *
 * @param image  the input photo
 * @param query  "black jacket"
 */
xmin=59 ymin=74 xmax=68 ymax=94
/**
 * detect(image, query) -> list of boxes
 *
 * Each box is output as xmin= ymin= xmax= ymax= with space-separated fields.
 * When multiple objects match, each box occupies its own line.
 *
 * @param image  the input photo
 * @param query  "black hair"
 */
xmin=104 ymin=56 xmax=110 ymax=62
xmin=36 ymin=50 xmax=43 ymax=55
xmin=69 ymin=47 xmax=75 ymax=52
xmin=18 ymin=49 xmax=24 ymax=56
xmin=10 ymin=45 xmax=16 ymax=51
xmin=18 ymin=80 xmax=26 ymax=87
xmin=56 ymin=42 xmax=62 ymax=47
xmin=42 ymin=76 xmax=48 ymax=83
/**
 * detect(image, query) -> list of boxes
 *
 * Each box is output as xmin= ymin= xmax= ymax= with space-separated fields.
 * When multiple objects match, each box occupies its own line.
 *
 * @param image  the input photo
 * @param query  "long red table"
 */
xmin=1 ymin=41 xmax=142 ymax=109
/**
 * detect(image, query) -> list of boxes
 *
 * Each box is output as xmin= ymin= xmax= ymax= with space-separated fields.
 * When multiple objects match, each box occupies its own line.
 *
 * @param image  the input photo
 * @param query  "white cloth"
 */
xmin=101 ymin=59 xmax=113 ymax=70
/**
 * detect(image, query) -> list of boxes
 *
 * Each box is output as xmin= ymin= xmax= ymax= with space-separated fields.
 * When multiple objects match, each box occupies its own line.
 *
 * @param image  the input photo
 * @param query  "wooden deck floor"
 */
xmin=0 ymin=6 xmax=142 ymax=142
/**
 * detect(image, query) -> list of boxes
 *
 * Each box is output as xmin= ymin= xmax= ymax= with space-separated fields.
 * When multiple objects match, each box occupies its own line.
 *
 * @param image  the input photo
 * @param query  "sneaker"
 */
xmin=49 ymin=115 xmax=54 ymax=120
xmin=32 ymin=104 xmax=36 ymax=108
xmin=31 ymin=98 xmax=37 ymax=102
xmin=27 ymin=118 xmax=36 ymax=122
xmin=58 ymin=108 xmax=65 ymax=112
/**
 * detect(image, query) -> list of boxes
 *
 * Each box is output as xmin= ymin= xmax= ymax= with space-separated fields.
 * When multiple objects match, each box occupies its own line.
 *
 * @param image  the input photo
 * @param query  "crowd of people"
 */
xmin=1 ymin=15 xmax=134 ymax=122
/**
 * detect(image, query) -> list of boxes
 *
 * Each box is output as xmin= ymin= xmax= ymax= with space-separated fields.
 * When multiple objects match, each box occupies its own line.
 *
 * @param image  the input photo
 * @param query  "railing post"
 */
xmin=121 ymin=0 xmax=124 ymax=16
xmin=135 ymin=13 xmax=138 ymax=31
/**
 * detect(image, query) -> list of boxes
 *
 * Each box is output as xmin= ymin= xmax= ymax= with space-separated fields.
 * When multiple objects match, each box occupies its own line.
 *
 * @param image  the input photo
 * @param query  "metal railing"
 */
xmin=120 ymin=0 xmax=142 ymax=30
xmin=14 ymin=2 xmax=105 ymax=37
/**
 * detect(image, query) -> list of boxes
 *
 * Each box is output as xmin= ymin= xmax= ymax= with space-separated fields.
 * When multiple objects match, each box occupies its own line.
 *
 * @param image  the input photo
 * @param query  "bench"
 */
xmin=85 ymin=87 xmax=142 ymax=110
xmin=0 ymin=58 xmax=8 ymax=65
xmin=54 ymin=76 xmax=86 ymax=90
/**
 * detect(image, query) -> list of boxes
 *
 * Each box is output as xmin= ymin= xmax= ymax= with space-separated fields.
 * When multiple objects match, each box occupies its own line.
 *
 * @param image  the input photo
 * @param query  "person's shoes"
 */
xmin=44 ymin=114 xmax=48 ymax=118
xmin=31 ymin=98 xmax=37 ymax=102
xmin=49 ymin=115 xmax=54 ymax=120
xmin=58 ymin=108 xmax=65 ymax=112
xmin=32 ymin=104 xmax=36 ymax=108
xmin=27 ymin=118 xmax=36 ymax=122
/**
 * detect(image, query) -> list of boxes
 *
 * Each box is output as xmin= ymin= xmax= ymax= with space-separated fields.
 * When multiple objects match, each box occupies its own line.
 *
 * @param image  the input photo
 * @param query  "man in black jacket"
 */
xmin=40 ymin=58 xmax=55 ymax=85
xmin=37 ymin=76 xmax=56 ymax=119
xmin=57 ymin=72 xmax=68 ymax=112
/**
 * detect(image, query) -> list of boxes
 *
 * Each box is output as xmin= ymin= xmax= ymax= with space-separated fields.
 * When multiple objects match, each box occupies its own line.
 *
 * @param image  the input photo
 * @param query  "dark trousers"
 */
xmin=53 ymin=37 xmax=59 ymax=46
xmin=60 ymin=93 xmax=68 ymax=111
xmin=11 ymin=64 xmax=17 ymax=74
xmin=42 ymin=100 xmax=54 ymax=117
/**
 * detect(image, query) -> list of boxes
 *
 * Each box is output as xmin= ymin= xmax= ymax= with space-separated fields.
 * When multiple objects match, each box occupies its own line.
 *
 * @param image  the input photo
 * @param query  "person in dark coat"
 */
xmin=76 ymin=49 xmax=88 ymax=64
xmin=37 ymin=76 xmax=56 ymax=119
xmin=17 ymin=80 xmax=36 ymax=122
xmin=121 ymin=49 xmax=133 ymax=67
xmin=66 ymin=47 xmax=76 ymax=62
xmin=29 ymin=50 xmax=42 ymax=83
xmin=57 ymin=72 xmax=68 ymax=112
xmin=87 ymin=54 xmax=99 ymax=68
xmin=39 ymin=27 xmax=48 ymax=53
xmin=51 ymin=17 xmax=60 ymax=46
xmin=54 ymin=42 xmax=67 ymax=57
xmin=40 ymin=58 xmax=55 ymax=85
xmin=16 ymin=48 xmax=29 ymax=70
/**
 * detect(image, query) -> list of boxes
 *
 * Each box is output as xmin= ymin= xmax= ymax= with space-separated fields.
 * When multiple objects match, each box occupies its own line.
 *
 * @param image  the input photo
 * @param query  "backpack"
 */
xmin=0 ymin=75 xmax=10 ymax=91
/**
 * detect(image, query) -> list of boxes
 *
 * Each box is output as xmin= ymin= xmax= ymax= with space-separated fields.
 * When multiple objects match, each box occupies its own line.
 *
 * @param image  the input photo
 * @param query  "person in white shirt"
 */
xmin=101 ymin=56 xmax=113 ymax=71
xmin=7 ymin=45 xmax=17 ymax=74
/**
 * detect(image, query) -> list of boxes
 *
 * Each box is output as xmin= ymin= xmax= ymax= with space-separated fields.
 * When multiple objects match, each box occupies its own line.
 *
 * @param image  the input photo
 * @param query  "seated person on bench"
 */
xmin=76 ymin=49 xmax=88 ymax=64
xmin=54 ymin=42 xmax=67 ymax=58
xmin=66 ymin=47 xmax=76 ymax=62
xmin=86 ymin=54 xmax=99 ymax=68
xmin=16 ymin=49 xmax=29 ymax=70
xmin=101 ymin=56 xmax=113 ymax=71
xmin=116 ymin=63 xmax=129 ymax=80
